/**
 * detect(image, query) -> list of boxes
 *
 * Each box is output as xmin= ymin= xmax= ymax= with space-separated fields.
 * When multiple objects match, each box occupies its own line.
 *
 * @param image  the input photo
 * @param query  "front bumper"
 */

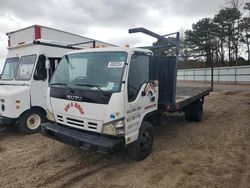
xmin=0 ymin=116 xmax=17 ymax=125
xmin=40 ymin=122 xmax=125 ymax=153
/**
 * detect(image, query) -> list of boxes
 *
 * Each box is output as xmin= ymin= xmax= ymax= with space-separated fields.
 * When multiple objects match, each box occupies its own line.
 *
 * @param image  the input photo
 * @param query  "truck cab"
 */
xmin=47 ymin=47 xmax=156 ymax=137
xmin=0 ymin=25 xmax=115 ymax=133
xmin=42 ymin=47 xmax=163 ymax=160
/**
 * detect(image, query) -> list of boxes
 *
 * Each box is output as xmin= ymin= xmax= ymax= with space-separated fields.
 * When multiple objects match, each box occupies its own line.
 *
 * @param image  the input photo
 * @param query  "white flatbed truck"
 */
xmin=41 ymin=28 xmax=212 ymax=161
xmin=0 ymin=25 xmax=114 ymax=133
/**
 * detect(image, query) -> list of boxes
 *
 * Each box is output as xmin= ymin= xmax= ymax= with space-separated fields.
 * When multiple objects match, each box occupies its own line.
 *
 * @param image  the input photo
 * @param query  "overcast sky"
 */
xmin=0 ymin=0 xmax=228 ymax=70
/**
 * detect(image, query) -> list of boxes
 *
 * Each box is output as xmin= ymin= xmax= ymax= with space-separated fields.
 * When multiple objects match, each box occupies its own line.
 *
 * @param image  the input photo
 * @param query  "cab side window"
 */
xmin=127 ymin=54 xmax=149 ymax=102
xmin=34 ymin=55 xmax=47 ymax=80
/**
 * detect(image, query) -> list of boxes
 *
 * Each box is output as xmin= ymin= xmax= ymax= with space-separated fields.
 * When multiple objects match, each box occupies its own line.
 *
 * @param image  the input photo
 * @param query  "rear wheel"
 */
xmin=17 ymin=109 xmax=45 ymax=134
xmin=184 ymin=99 xmax=203 ymax=122
xmin=127 ymin=121 xmax=154 ymax=161
xmin=192 ymin=100 xmax=203 ymax=122
xmin=184 ymin=105 xmax=193 ymax=121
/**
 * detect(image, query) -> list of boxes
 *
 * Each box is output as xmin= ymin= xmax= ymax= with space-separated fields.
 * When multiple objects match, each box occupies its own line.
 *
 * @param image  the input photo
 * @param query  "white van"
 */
xmin=0 ymin=25 xmax=115 ymax=133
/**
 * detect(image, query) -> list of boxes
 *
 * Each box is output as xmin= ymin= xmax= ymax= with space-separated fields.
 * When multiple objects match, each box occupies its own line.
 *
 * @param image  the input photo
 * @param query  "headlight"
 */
xmin=102 ymin=124 xmax=116 ymax=135
xmin=102 ymin=119 xmax=125 ymax=136
xmin=46 ymin=109 xmax=55 ymax=122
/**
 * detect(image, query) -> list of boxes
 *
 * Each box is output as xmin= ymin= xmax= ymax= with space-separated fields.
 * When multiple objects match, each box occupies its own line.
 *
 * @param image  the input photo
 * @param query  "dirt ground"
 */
xmin=0 ymin=83 xmax=250 ymax=188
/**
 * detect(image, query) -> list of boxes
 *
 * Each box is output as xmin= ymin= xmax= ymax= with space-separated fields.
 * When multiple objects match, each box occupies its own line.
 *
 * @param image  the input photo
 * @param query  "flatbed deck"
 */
xmin=168 ymin=86 xmax=212 ymax=112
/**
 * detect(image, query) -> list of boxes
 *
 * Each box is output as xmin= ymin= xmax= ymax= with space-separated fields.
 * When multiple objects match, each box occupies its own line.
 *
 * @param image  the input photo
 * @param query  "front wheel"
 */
xmin=127 ymin=121 xmax=154 ymax=161
xmin=17 ymin=109 xmax=45 ymax=134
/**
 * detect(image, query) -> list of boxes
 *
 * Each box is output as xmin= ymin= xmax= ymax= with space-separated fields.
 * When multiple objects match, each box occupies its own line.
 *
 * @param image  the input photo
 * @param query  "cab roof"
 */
xmin=66 ymin=47 xmax=152 ymax=55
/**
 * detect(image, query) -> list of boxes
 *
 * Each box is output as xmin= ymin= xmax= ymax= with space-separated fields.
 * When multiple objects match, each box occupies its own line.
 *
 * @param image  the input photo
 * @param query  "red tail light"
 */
xmin=34 ymin=25 xmax=41 ymax=40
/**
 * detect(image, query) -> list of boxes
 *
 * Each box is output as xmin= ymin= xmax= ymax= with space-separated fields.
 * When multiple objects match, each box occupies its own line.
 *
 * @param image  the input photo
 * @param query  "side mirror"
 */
xmin=45 ymin=57 xmax=50 ymax=70
xmin=151 ymin=80 xmax=158 ymax=87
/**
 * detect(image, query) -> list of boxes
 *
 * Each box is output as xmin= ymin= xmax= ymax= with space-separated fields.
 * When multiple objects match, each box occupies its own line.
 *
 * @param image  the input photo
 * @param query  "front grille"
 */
xmin=57 ymin=115 xmax=63 ymax=123
xmin=88 ymin=122 xmax=97 ymax=130
xmin=66 ymin=117 xmax=84 ymax=127
xmin=56 ymin=114 xmax=100 ymax=132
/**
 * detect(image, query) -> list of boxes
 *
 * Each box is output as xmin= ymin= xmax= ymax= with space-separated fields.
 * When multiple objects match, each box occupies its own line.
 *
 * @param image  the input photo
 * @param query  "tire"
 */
xmin=184 ymin=99 xmax=203 ymax=122
xmin=127 ymin=121 xmax=154 ymax=161
xmin=185 ymin=105 xmax=193 ymax=121
xmin=192 ymin=100 xmax=203 ymax=122
xmin=17 ymin=109 xmax=45 ymax=134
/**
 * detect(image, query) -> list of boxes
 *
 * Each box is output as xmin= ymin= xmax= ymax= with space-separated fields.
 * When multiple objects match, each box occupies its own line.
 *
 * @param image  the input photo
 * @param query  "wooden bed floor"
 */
xmin=175 ymin=87 xmax=211 ymax=103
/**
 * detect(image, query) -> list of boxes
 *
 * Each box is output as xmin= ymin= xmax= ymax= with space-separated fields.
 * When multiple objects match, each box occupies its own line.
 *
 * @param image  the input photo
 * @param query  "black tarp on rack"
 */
xmin=150 ymin=55 xmax=177 ymax=109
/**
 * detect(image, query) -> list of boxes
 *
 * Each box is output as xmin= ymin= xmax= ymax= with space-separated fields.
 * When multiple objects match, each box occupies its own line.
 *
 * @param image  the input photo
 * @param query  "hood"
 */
xmin=50 ymin=97 xmax=107 ymax=133
xmin=50 ymin=98 xmax=107 ymax=121
xmin=0 ymin=85 xmax=30 ymax=118
xmin=50 ymin=92 xmax=125 ymax=133
xmin=0 ymin=85 xmax=30 ymax=97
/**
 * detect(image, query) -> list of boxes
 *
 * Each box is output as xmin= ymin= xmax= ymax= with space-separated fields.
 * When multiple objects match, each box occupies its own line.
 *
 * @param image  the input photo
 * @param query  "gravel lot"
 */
xmin=0 ymin=83 xmax=250 ymax=188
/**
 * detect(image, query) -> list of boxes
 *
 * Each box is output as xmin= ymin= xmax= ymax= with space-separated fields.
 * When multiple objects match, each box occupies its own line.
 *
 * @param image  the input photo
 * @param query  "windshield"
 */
xmin=1 ymin=57 xmax=19 ymax=80
xmin=50 ymin=52 xmax=127 ymax=92
xmin=15 ymin=55 xmax=37 ymax=80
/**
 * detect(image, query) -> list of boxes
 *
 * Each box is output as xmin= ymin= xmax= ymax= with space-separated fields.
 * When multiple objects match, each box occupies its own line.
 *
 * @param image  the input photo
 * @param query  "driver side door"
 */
xmin=125 ymin=53 xmax=158 ymax=144
xmin=30 ymin=54 xmax=48 ymax=109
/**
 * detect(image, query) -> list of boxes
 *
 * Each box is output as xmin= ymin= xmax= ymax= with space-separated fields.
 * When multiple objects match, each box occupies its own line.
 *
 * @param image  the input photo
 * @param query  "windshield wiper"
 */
xmin=50 ymin=83 xmax=75 ymax=92
xmin=74 ymin=84 xmax=107 ymax=94
xmin=50 ymin=83 xmax=68 ymax=86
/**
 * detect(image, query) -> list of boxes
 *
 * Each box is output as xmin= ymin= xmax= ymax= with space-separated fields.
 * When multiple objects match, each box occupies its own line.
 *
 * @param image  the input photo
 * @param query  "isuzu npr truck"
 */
xmin=41 ymin=28 xmax=211 ymax=161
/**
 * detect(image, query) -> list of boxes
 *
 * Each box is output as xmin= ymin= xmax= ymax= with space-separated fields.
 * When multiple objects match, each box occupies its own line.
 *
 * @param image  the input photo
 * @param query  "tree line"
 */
xmin=154 ymin=1 xmax=250 ymax=69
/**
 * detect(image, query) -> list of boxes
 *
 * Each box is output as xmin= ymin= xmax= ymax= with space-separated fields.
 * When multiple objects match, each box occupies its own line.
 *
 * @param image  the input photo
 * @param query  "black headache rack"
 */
xmin=129 ymin=27 xmax=212 ymax=112
xmin=151 ymin=56 xmax=211 ymax=112
xmin=152 ymin=56 xmax=178 ymax=111
xmin=41 ymin=122 xmax=125 ymax=153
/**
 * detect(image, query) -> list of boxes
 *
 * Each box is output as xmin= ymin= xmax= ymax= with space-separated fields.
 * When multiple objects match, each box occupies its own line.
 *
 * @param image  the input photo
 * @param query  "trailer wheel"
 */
xmin=17 ymin=109 xmax=45 ymax=134
xmin=127 ymin=121 xmax=154 ymax=161
xmin=192 ymin=99 xmax=203 ymax=122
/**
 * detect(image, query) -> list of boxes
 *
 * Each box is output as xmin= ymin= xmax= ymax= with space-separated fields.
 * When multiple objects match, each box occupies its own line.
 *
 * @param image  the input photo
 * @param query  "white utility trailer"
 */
xmin=0 ymin=25 xmax=115 ymax=133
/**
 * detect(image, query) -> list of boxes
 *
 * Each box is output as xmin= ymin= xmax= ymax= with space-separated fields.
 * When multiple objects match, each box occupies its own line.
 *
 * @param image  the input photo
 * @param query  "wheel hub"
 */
xmin=26 ymin=114 xmax=41 ymax=129
xmin=140 ymin=132 xmax=152 ymax=152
